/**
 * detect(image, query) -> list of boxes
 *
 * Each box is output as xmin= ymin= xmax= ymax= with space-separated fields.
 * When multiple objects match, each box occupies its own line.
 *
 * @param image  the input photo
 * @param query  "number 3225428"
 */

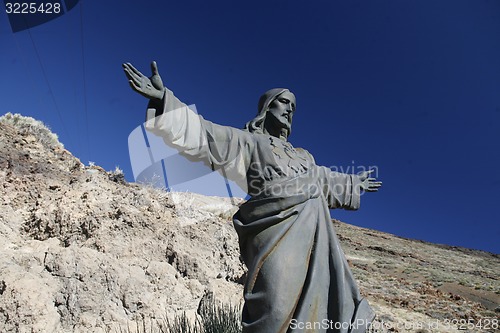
xmin=5 ymin=2 xmax=61 ymax=14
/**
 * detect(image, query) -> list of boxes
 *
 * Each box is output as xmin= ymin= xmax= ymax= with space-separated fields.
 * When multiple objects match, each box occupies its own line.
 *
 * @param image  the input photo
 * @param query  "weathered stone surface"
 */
xmin=0 ymin=116 xmax=244 ymax=332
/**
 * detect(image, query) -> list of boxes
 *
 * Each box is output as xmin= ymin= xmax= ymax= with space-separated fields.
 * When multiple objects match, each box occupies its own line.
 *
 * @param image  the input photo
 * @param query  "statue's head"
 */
xmin=244 ymin=88 xmax=296 ymax=139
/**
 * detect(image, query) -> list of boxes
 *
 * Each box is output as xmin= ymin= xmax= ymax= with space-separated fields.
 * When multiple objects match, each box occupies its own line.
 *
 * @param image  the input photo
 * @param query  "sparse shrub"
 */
xmin=196 ymin=295 xmax=242 ymax=333
xmin=116 ymin=297 xmax=242 ymax=333
xmin=158 ymin=312 xmax=203 ymax=333
xmin=109 ymin=166 xmax=126 ymax=184
xmin=0 ymin=112 xmax=63 ymax=149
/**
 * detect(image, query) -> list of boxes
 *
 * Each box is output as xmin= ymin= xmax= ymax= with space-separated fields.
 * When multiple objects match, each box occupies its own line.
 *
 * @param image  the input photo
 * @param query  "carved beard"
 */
xmin=264 ymin=111 xmax=291 ymax=140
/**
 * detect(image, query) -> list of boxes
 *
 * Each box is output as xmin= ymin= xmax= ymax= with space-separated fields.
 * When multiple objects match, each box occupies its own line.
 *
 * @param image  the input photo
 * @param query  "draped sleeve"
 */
xmin=144 ymin=88 xmax=255 ymax=187
xmin=316 ymin=166 xmax=362 ymax=210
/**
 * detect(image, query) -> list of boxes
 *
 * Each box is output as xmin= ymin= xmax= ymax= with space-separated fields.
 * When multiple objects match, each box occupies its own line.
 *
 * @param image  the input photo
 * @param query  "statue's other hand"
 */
xmin=358 ymin=169 xmax=382 ymax=192
xmin=123 ymin=61 xmax=165 ymax=101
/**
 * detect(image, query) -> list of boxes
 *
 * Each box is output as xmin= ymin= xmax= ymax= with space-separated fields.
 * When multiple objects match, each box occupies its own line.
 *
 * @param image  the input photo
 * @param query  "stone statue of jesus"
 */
xmin=123 ymin=61 xmax=382 ymax=333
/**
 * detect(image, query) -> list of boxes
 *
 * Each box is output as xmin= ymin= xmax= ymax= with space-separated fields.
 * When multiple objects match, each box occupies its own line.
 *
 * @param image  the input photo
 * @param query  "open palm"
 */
xmin=358 ymin=169 xmax=382 ymax=192
xmin=122 ymin=61 xmax=164 ymax=101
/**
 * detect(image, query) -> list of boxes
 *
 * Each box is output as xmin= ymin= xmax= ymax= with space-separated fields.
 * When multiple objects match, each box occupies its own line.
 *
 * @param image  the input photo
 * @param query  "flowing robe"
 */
xmin=145 ymin=88 xmax=375 ymax=333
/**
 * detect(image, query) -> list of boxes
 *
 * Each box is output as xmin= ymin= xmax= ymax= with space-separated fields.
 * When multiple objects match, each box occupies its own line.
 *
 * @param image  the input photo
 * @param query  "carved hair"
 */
xmin=243 ymin=110 xmax=268 ymax=134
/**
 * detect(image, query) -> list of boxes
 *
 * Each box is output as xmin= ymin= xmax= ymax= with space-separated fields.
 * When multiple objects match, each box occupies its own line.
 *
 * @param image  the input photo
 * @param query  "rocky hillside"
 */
xmin=0 ymin=114 xmax=498 ymax=333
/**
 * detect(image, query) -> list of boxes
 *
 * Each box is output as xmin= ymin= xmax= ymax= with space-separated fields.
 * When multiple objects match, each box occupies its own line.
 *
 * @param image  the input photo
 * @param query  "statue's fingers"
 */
xmin=123 ymin=70 xmax=132 ymax=80
xmin=123 ymin=65 xmax=133 ymax=76
xmin=126 ymin=62 xmax=144 ymax=77
xmin=124 ymin=67 xmax=142 ymax=82
xmin=122 ymin=63 xmax=132 ymax=74
xmin=128 ymin=67 xmax=143 ymax=80
xmin=123 ymin=63 xmax=138 ymax=75
xmin=123 ymin=68 xmax=134 ymax=81
xmin=128 ymin=79 xmax=141 ymax=92
xmin=151 ymin=61 xmax=159 ymax=76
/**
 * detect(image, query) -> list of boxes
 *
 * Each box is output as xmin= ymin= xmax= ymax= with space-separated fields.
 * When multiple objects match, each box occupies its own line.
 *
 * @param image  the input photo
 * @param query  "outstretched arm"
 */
xmin=122 ymin=61 xmax=255 ymax=188
xmin=318 ymin=167 xmax=382 ymax=210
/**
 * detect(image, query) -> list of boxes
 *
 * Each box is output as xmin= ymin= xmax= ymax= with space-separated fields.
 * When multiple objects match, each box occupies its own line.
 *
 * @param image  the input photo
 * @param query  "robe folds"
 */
xmin=145 ymin=88 xmax=375 ymax=333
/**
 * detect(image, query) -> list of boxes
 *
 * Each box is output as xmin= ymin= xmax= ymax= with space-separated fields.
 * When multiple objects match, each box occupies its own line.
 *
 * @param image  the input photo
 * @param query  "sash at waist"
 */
xmin=239 ymin=173 xmax=322 ymax=222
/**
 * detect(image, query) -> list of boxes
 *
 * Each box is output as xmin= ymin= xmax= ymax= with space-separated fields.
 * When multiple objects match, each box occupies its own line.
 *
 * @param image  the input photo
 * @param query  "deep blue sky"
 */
xmin=1 ymin=0 xmax=499 ymax=253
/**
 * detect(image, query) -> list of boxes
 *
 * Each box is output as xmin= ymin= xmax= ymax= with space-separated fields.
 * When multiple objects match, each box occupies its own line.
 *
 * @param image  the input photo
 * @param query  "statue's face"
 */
xmin=266 ymin=91 xmax=296 ymax=133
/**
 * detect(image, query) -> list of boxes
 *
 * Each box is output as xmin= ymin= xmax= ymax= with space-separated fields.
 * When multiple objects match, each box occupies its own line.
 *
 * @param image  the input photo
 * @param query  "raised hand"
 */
xmin=358 ymin=169 xmax=382 ymax=192
xmin=123 ymin=61 xmax=165 ymax=101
